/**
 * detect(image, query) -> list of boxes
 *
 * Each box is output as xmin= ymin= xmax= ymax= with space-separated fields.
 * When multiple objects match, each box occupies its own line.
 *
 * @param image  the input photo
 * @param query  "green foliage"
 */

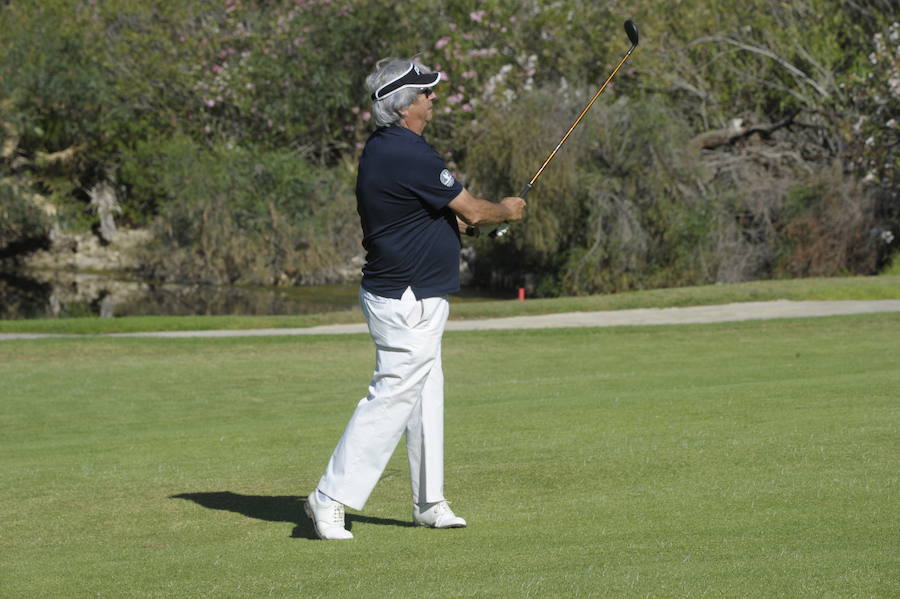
xmin=176 ymin=0 xmax=442 ymax=157
xmin=465 ymin=91 xmax=714 ymax=295
xmin=568 ymin=97 xmax=714 ymax=292
xmin=883 ymin=253 xmax=900 ymax=276
xmin=123 ymin=135 xmax=358 ymax=285
xmin=1 ymin=0 xmax=897 ymax=291
xmin=0 ymin=180 xmax=49 ymax=254
xmin=1 ymin=2 xmax=104 ymax=152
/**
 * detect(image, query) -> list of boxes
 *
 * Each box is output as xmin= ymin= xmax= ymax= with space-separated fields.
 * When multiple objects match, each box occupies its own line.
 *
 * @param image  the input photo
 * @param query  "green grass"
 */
xmin=1 ymin=275 xmax=899 ymax=335
xmin=2 ymin=313 xmax=898 ymax=597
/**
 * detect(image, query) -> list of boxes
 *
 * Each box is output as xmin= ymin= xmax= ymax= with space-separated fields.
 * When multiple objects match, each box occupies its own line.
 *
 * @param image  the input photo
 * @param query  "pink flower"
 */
xmin=435 ymin=36 xmax=451 ymax=50
xmin=212 ymin=65 xmax=222 ymax=73
xmin=462 ymin=103 xmax=473 ymax=112
xmin=361 ymin=111 xmax=371 ymax=121
xmin=352 ymin=106 xmax=360 ymax=114
xmin=447 ymin=93 xmax=464 ymax=105
xmin=204 ymin=99 xmax=215 ymax=107
xmin=469 ymin=10 xmax=486 ymax=22
xmin=443 ymin=107 xmax=452 ymax=114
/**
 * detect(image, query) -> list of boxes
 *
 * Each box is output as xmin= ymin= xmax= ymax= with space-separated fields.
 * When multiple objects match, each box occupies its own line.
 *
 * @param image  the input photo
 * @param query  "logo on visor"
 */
xmin=440 ymin=169 xmax=455 ymax=188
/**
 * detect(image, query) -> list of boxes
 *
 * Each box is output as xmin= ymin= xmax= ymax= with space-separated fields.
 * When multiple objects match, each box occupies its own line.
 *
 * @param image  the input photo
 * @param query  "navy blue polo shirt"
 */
xmin=356 ymin=125 xmax=464 ymax=299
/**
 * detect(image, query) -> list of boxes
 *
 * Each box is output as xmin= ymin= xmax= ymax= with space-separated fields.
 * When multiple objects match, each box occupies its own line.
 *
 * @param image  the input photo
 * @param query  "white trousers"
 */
xmin=317 ymin=287 xmax=449 ymax=511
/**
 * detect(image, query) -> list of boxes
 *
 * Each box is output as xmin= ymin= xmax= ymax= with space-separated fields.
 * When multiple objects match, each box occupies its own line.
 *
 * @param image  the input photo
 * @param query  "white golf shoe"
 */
xmin=304 ymin=492 xmax=353 ymax=540
xmin=413 ymin=501 xmax=467 ymax=529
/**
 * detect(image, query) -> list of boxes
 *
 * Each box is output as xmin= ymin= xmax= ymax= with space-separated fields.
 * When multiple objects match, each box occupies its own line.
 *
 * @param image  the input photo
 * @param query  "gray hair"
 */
xmin=366 ymin=59 xmax=434 ymax=128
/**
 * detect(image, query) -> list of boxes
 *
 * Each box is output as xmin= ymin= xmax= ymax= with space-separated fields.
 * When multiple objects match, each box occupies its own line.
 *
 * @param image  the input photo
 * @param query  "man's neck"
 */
xmin=397 ymin=118 xmax=425 ymax=136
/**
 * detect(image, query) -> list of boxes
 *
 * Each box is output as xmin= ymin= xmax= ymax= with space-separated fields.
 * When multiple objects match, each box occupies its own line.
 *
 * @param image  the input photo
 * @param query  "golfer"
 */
xmin=305 ymin=59 xmax=526 ymax=540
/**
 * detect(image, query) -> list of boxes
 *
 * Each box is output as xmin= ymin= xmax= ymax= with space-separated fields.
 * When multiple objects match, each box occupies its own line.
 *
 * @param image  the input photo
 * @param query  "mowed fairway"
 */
xmin=1 ymin=314 xmax=898 ymax=598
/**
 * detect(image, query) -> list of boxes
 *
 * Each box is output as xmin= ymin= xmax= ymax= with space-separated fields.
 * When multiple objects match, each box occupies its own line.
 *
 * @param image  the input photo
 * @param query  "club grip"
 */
xmin=488 ymin=183 xmax=532 ymax=238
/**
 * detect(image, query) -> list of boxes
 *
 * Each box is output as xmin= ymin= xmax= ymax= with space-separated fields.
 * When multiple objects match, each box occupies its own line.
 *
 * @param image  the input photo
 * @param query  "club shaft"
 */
xmin=527 ymin=45 xmax=635 ymax=188
xmin=489 ymin=32 xmax=638 ymax=239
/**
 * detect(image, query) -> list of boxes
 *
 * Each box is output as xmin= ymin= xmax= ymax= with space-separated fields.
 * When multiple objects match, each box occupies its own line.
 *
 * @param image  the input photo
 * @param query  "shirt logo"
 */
xmin=440 ymin=169 xmax=455 ymax=188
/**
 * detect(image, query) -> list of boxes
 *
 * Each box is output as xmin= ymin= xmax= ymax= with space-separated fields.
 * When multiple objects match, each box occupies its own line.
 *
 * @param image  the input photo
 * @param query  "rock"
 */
xmin=88 ymin=181 xmax=120 ymax=243
xmin=24 ymin=228 xmax=152 ymax=272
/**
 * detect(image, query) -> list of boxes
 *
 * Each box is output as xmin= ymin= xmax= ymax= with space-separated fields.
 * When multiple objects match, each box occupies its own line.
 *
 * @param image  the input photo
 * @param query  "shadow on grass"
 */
xmin=170 ymin=492 xmax=413 ymax=539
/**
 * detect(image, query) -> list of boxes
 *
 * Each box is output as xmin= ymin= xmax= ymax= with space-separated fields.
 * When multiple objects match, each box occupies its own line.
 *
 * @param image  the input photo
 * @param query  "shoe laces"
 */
xmin=431 ymin=501 xmax=452 ymax=516
xmin=331 ymin=503 xmax=345 ymax=525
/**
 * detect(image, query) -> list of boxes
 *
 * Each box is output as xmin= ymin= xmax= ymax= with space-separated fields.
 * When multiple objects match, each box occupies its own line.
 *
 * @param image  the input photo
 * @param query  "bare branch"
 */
xmin=689 ymin=111 xmax=801 ymax=150
xmin=668 ymin=77 xmax=711 ymax=101
xmin=688 ymin=35 xmax=830 ymax=99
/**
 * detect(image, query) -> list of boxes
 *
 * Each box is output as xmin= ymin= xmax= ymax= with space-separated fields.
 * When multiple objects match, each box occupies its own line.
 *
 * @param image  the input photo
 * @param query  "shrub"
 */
xmin=775 ymin=167 xmax=880 ymax=277
xmin=126 ymin=135 xmax=359 ymax=285
xmin=0 ymin=181 xmax=50 ymax=260
xmin=463 ymin=89 xmax=715 ymax=296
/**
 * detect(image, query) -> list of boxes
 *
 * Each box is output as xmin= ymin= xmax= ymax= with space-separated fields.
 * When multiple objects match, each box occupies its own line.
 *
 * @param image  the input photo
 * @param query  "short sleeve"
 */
xmin=401 ymin=146 xmax=464 ymax=211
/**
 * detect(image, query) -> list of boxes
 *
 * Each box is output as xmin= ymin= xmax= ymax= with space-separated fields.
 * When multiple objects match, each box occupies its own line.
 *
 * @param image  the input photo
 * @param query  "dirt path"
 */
xmin=3 ymin=299 xmax=899 ymax=341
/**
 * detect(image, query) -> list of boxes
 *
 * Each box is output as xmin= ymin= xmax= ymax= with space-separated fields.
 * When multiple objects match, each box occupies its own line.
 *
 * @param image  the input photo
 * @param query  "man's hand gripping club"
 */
xmin=449 ymin=189 xmax=526 ymax=236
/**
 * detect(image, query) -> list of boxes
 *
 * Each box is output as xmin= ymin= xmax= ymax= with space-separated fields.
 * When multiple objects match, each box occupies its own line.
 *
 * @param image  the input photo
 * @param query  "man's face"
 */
xmin=405 ymin=88 xmax=437 ymax=126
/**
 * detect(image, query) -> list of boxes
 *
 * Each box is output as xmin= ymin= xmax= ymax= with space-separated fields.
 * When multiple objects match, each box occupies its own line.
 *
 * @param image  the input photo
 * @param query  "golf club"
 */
xmin=489 ymin=19 xmax=639 ymax=238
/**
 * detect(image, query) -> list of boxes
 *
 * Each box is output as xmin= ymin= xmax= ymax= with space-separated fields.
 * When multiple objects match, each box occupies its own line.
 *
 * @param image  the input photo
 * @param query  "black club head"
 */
xmin=624 ymin=20 xmax=639 ymax=47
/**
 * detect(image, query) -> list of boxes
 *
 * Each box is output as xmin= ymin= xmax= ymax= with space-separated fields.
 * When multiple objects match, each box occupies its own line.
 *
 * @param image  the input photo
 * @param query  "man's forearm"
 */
xmin=448 ymin=189 xmax=523 ymax=227
xmin=457 ymin=199 xmax=516 ymax=226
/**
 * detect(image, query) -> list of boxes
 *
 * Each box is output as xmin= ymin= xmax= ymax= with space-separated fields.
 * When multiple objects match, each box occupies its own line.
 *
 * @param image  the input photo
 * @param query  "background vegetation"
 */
xmin=1 ymin=0 xmax=897 ymax=294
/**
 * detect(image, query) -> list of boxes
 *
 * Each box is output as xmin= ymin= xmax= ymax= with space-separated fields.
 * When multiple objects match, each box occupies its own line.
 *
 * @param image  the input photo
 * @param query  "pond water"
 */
xmin=0 ymin=270 xmax=505 ymax=320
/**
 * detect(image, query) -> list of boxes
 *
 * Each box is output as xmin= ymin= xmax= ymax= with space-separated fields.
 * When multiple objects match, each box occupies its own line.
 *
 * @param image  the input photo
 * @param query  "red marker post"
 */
xmin=517 ymin=287 xmax=526 ymax=301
